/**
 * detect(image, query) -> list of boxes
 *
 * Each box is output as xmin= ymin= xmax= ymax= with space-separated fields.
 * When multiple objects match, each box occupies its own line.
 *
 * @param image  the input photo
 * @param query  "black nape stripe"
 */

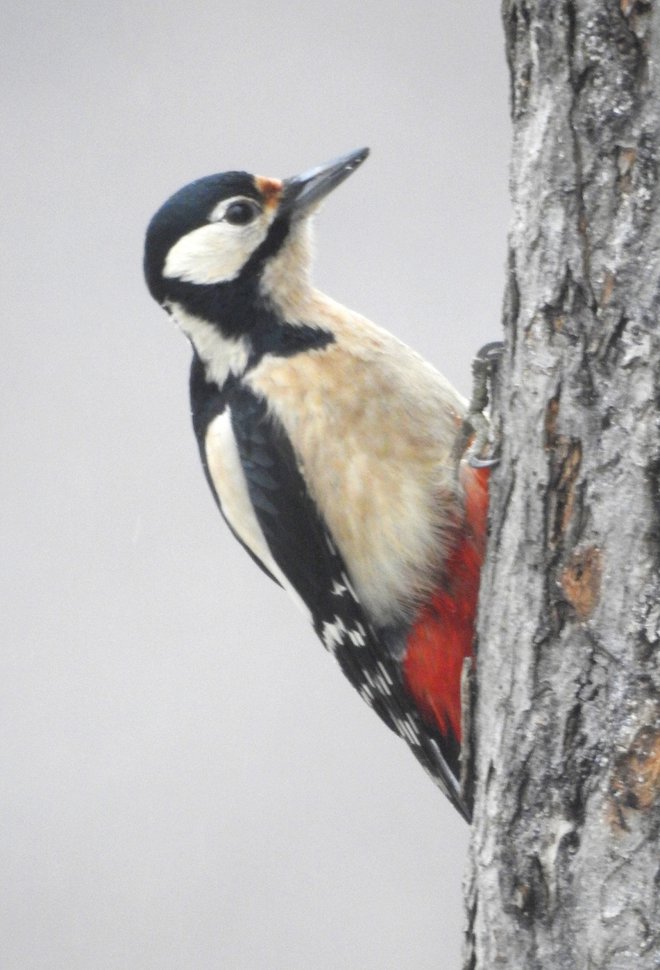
xmin=248 ymin=323 xmax=334 ymax=368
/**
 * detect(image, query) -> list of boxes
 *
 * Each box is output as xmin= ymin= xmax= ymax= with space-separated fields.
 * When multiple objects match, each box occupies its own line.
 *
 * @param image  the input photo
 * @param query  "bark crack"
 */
xmin=565 ymin=0 xmax=595 ymax=305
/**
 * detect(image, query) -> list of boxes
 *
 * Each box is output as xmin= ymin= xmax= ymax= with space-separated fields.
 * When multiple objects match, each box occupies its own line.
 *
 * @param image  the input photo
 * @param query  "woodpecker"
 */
xmin=144 ymin=148 xmax=492 ymax=820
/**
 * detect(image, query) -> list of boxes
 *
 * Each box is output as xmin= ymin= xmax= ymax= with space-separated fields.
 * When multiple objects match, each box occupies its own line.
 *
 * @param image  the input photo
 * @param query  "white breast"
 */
xmin=204 ymin=409 xmax=310 ymax=621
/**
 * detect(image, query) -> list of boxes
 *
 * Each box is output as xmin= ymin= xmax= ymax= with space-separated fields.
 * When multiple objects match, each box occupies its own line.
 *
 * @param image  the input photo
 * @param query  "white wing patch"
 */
xmin=204 ymin=410 xmax=310 ymax=621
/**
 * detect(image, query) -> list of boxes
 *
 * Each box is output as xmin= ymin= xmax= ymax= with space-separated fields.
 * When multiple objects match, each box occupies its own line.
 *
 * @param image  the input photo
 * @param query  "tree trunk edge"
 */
xmin=464 ymin=2 xmax=660 ymax=968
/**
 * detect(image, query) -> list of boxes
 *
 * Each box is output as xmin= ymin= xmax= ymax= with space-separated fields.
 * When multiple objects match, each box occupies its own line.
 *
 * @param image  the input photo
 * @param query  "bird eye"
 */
xmin=224 ymin=200 xmax=259 ymax=225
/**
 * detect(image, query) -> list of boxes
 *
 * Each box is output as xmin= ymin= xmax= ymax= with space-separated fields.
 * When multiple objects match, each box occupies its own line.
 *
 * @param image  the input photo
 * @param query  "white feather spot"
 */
xmin=321 ymin=616 xmax=347 ymax=653
xmin=347 ymin=622 xmax=366 ymax=647
xmin=360 ymin=685 xmax=374 ymax=706
xmin=324 ymin=533 xmax=338 ymax=555
xmin=340 ymin=572 xmax=360 ymax=604
xmin=428 ymin=740 xmax=462 ymax=798
xmin=364 ymin=669 xmax=391 ymax=695
xmin=377 ymin=662 xmax=394 ymax=686
xmin=394 ymin=717 xmax=420 ymax=747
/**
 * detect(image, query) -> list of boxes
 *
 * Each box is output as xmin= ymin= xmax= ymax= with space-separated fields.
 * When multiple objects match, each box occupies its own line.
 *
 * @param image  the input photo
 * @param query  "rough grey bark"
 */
xmin=464 ymin=3 xmax=660 ymax=968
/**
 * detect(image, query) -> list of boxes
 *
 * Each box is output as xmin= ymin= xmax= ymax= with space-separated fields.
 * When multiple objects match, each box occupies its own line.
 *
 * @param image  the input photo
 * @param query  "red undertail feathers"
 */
xmin=402 ymin=464 xmax=490 ymax=745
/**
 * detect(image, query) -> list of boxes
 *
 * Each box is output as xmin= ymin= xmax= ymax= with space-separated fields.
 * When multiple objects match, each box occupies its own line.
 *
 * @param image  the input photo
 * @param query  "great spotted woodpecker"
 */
xmin=144 ymin=148 xmax=493 ymax=820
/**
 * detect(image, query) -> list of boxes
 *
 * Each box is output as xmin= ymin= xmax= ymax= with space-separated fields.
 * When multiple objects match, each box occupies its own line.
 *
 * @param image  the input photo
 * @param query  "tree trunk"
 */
xmin=464 ymin=2 xmax=660 ymax=968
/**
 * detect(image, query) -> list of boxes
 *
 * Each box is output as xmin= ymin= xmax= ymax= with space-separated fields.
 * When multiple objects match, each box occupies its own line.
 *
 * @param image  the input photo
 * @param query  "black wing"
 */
xmin=226 ymin=379 xmax=469 ymax=819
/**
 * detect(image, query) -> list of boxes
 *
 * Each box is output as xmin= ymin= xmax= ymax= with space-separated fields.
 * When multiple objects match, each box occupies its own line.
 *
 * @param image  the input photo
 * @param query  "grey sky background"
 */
xmin=3 ymin=3 xmax=510 ymax=968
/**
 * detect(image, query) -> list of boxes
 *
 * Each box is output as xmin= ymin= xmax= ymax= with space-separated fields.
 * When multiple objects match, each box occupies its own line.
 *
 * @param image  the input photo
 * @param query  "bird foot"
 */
xmin=460 ymin=341 xmax=503 ymax=468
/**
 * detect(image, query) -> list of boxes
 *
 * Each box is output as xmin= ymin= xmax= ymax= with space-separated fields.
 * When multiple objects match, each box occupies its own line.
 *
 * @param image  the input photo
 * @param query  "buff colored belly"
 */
xmin=246 ymin=328 xmax=465 ymax=625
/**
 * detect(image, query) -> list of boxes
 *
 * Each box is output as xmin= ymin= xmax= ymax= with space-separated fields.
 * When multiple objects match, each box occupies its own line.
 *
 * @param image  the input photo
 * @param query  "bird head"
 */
xmin=144 ymin=148 xmax=369 ymax=330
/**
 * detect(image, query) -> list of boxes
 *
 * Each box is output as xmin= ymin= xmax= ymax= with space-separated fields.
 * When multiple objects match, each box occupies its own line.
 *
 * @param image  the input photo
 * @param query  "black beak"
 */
xmin=280 ymin=147 xmax=370 ymax=217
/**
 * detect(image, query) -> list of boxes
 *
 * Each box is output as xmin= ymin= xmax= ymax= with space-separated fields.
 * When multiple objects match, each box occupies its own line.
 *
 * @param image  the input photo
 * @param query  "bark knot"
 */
xmin=608 ymin=721 xmax=660 ymax=829
xmin=560 ymin=545 xmax=602 ymax=619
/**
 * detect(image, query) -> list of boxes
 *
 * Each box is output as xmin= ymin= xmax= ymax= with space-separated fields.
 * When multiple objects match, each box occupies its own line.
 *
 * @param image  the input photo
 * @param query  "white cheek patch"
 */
xmin=205 ymin=410 xmax=311 ymax=622
xmin=163 ymin=220 xmax=268 ymax=285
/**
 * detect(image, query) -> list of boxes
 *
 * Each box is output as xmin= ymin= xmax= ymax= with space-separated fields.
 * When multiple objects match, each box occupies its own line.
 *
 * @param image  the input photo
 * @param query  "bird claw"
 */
xmin=461 ymin=341 xmax=503 ymax=468
xmin=468 ymin=453 xmax=501 ymax=469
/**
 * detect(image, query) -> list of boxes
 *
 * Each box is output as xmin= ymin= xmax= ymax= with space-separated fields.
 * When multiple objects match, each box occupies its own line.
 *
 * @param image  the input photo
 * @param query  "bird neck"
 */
xmin=168 ymin=286 xmax=333 ymax=389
